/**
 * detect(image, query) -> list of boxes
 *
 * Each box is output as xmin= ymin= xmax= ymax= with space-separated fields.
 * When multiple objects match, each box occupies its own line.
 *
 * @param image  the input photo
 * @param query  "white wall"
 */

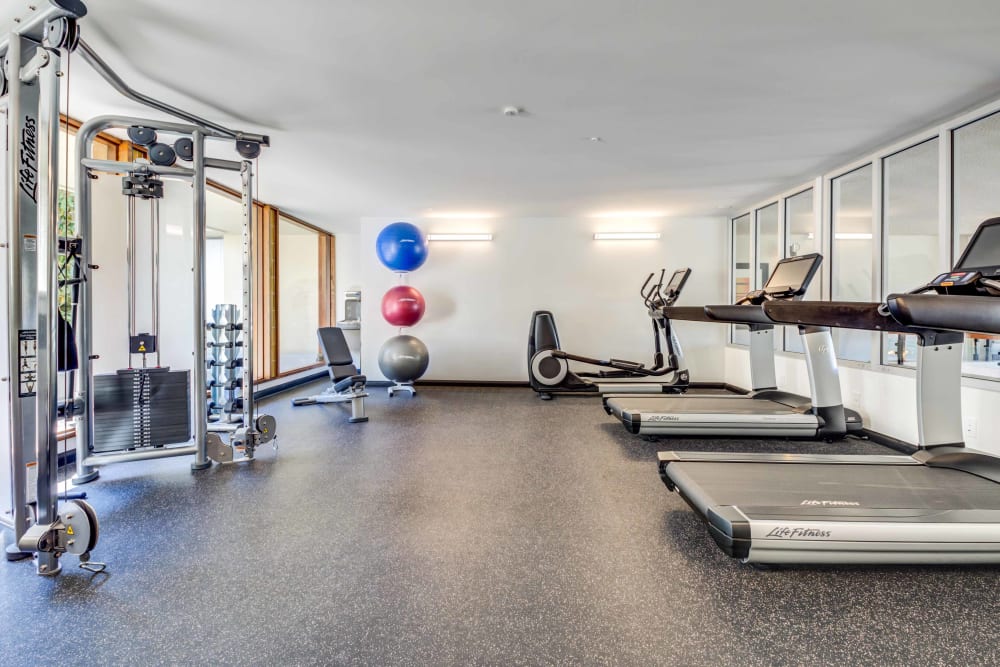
xmin=335 ymin=230 xmax=361 ymax=322
xmin=724 ymin=346 xmax=1000 ymax=456
xmin=359 ymin=217 xmax=729 ymax=382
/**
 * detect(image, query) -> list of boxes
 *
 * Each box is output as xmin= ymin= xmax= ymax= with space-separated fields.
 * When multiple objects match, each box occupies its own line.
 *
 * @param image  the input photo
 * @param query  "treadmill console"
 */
xmin=918 ymin=217 xmax=1000 ymax=295
xmin=928 ymin=271 xmax=981 ymax=289
xmin=739 ymin=253 xmax=822 ymax=304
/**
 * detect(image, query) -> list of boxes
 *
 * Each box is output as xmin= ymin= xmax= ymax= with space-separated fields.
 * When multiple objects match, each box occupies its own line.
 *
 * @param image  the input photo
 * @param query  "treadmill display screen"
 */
xmin=957 ymin=222 xmax=1000 ymax=272
xmin=764 ymin=256 xmax=818 ymax=294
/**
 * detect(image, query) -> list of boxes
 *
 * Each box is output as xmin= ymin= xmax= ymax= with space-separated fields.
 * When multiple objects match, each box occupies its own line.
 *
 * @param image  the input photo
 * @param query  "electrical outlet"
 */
xmin=850 ymin=391 xmax=861 ymax=406
xmin=964 ymin=418 xmax=978 ymax=439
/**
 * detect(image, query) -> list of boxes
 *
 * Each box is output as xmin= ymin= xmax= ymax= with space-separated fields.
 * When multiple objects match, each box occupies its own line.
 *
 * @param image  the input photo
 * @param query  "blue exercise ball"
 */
xmin=376 ymin=222 xmax=428 ymax=273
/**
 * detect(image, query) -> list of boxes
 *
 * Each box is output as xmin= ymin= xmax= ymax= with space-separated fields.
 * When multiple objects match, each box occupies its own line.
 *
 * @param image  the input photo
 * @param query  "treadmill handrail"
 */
xmin=704 ymin=304 xmax=775 ymax=325
xmin=887 ymin=293 xmax=1000 ymax=336
xmin=761 ymin=301 xmax=962 ymax=344
xmin=659 ymin=306 xmax=716 ymax=323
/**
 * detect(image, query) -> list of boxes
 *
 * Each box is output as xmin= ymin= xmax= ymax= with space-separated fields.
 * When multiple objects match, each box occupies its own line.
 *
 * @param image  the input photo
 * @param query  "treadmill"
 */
xmin=658 ymin=216 xmax=1000 ymax=565
xmin=604 ymin=253 xmax=863 ymax=439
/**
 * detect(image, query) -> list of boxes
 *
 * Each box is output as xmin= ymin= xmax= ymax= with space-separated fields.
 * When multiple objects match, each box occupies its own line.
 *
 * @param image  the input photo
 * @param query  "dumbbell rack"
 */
xmin=206 ymin=304 xmax=245 ymax=424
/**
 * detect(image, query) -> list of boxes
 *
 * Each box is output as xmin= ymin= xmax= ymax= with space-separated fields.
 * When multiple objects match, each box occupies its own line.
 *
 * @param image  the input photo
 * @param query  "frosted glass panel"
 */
xmin=831 ymin=165 xmax=873 ymax=363
xmin=278 ymin=217 xmax=321 ymax=372
xmin=783 ymin=189 xmax=816 ymax=353
xmin=954 ymin=112 xmax=1000 ymax=380
xmin=731 ymin=214 xmax=752 ymax=345
xmin=881 ymin=138 xmax=939 ymax=368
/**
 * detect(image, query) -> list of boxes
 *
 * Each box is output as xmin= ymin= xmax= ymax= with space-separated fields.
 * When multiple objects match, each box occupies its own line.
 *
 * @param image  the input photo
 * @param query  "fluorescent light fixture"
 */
xmin=834 ymin=232 xmax=873 ymax=240
xmin=593 ymin=232 xmax=661 ymax=240
xmin=424 ymin=211 xmax=498 ymax=220
xmin=589 ymin=211 xmax=666 ymax=219
xmin=426 ymin=233 xmax=494 ymax=241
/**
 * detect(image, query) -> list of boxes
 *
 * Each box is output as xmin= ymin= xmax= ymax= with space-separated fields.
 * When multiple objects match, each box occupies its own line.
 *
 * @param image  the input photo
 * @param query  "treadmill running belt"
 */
xmin=665 ymin=462 xmax=1000 ymax=512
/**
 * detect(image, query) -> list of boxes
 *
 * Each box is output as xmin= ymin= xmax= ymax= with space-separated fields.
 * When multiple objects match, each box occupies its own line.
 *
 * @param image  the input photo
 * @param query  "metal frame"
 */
xmin=73 ymin=117 xmax=268 ymax=480
xmin=2 ymin=0 xmax=89 ymax=574
xmin=1 ymin=0 xmax=272 ymax=575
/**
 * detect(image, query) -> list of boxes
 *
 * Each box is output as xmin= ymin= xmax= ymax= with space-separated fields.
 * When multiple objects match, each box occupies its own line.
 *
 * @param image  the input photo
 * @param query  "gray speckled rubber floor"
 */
xmin=3 ymin=384 xmax=1000 ymax=666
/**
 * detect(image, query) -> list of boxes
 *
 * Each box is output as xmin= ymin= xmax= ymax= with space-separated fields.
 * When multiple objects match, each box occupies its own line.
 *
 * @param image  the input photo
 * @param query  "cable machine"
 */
xmin=1 ymin=0 xmax=273 ymax=576
xmin=71 ymin=116 xmax=275 ymax=481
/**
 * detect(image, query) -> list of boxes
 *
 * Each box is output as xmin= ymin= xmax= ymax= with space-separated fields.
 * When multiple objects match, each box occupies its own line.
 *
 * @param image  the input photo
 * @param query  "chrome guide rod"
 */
xmin=71 ymin=84 xmax=98 ymax=484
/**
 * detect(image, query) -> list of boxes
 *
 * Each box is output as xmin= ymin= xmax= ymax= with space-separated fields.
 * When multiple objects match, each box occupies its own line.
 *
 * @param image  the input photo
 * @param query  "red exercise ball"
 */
xmin=381 ymin=285 xmax=426 ymax=326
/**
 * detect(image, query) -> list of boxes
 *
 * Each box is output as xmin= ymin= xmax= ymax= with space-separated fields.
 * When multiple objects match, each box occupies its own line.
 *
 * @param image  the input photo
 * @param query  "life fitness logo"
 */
xmin=765 ymin=526 xmax=832 ymax=539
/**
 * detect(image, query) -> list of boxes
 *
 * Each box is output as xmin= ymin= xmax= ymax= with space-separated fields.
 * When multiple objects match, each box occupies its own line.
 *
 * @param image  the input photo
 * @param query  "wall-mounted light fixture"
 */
xmin=424 ymin=211 xmax=498 ymax=220
xmin=593 ymin=232 xmax=661 ymax=240
xmin=589 ymin=211 xmax=666 ymax=219
xmin=426 ymin=233 xmax=494 ymax=241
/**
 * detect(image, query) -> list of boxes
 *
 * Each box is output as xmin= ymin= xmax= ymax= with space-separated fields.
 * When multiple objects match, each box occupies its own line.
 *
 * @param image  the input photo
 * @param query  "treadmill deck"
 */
xmin=605 ymin=395 xmax=821 ymax=436
xmin=661 ymin=459 xmax=1000 ymax=564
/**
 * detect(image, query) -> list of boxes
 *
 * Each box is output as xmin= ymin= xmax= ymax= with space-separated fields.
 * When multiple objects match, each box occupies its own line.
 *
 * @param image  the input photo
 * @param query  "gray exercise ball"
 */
xmin=378 ymin=334 xmax=429 ymax=382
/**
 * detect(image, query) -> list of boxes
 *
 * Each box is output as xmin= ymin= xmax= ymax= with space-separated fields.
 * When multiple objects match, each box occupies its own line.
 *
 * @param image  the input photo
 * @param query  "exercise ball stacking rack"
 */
xmin=375 ymin=222 xmax=431 ymax=397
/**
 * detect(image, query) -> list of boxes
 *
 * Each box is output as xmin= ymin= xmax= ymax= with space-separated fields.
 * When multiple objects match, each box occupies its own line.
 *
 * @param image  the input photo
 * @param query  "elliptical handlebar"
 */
xmin=640 ymin=273 xmax=656 ymax=308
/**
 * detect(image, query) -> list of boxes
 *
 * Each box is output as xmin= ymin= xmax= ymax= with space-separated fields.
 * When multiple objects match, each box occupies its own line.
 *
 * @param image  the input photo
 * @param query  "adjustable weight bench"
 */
xmin=291 ymin=327 xmax=368 ymax=422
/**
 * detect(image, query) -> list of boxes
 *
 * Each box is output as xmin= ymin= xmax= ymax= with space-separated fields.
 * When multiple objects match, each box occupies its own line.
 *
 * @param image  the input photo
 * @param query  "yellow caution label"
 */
xmin=66 ymin=526 xmax=74 ymax=535
xmin=138 ymin=342 xmax=146 ymax=352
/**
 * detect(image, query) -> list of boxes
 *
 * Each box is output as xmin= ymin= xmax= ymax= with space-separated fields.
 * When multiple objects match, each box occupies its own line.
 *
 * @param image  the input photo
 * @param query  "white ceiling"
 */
xmin=6 ymin=0 xmax=1000 ymax=232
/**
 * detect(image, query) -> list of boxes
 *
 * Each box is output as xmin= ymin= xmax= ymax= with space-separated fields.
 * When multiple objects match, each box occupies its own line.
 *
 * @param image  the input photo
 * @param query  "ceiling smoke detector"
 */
xmin=502 ymin=106 xmax=523 ymax=117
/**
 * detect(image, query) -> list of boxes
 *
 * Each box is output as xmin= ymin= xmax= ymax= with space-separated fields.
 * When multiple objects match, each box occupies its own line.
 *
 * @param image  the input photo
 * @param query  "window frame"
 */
xmin=725 ymin=92 xmax=1000 ymax=385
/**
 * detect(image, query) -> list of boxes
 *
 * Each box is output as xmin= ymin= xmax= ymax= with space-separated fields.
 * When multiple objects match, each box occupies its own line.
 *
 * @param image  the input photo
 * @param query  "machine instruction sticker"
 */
xmin=23 ymin=234 xmax=36 ymax=252
xmin=26 ymin=461 xmax=37 ymax=505
xmin=18 ymin=330 xmax=37 ymax=397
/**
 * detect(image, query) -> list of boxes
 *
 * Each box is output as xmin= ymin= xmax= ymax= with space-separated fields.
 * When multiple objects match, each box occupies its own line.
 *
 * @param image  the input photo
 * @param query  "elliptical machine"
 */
xmin=528 ymin=269 xmax=693 ymax=400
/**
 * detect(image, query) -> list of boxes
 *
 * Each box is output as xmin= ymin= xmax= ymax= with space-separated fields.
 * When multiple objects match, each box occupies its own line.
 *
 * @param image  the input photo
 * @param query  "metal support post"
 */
xmin=191 ymin=130 xmax=210 ymax=471
xmin=4 ymin=33 xmax=36 ymax=561
xmin=241 ymin=161 xmax=255 ymax=433
xmin=33 ymin=46 xmax=62 ymax=574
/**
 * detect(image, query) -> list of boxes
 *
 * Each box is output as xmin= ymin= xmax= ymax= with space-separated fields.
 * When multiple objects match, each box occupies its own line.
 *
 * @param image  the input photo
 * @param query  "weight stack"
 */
xmin=92 ymin=368 xmax=191 ymax=453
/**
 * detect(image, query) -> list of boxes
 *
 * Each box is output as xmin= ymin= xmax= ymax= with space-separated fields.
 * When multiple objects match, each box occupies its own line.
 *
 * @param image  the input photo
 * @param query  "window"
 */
xmin=783 ymin=188 xmax=817 ymax=353
xmin=731 ymin=213 xmax=752 ymax=345
xmin=755 ymin=203 xmax=780 ymax=288
xmin=881 ymin=138 xmax=940 ymax=368
xmin=830 ymin=164 xmax=874 ymax=363
xmin=954 ymin=111 xmax=1000 ymax=380
xmin=278 ymin=216 xmax=323 ymax=373
xmin=205 ymin=188 xmax=246 ymax=317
